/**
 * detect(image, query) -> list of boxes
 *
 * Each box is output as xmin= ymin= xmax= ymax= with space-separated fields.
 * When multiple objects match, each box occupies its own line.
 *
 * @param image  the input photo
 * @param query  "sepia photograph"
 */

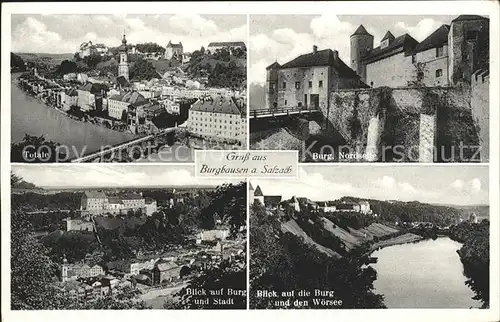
xmin=250 ymin=165 xmax=489 ymax=309
xmin=10 ymin=165 xmax=247 ymax=309
xmin=10 ymin=14 xmax=247 ymax=163
xmin=249 ymin=15 xmax=489 ymax=163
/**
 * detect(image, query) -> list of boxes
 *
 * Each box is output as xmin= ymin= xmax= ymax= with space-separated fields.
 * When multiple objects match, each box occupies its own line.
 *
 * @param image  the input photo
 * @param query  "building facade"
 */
xmin=61 ymin=264 xmax=104 ymax=282
xmin=80 ymin=191 xmax=156 ymax=216
xmin=185 ymin=96 xmax=247 ymax=145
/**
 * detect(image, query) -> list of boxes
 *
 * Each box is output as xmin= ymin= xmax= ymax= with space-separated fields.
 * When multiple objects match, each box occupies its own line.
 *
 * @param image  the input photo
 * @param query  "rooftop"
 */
xmin=412 ymin=24 xmax=450 ymax=54
xmin=280 ymin=48 xmax=359 ymax=78
xmin=208 ymin=41 xmax=246 ymax=47
xmin=254 ymin=185 xmax=263 ymax=196
xmin=109 ymin=91 xmax=147 ymax=104
xmin=351 ymin=25 xmax=372 ymax=37
xmin=452 ymin=15 xmax=489 ymax=23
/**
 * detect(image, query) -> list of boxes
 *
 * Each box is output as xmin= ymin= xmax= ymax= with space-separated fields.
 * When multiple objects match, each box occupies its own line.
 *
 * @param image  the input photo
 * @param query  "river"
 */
xmin=371 ymin=237 xmax=482 ymax=308
xmin=11 ymin=73 xmax=137 ymax=160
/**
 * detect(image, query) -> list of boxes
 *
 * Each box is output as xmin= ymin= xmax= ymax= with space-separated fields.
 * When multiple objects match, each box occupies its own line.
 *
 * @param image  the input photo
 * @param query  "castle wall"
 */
xmin=470 ymin=70 xmax=489 ymax=162
xmin=365 ymin=52 xmax=414 ymax=88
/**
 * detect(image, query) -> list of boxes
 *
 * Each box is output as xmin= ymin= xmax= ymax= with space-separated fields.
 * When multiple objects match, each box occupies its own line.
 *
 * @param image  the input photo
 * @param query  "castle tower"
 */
xmin=448 ymin=15 xmax=489 ymax=85
xmin=265 ymin=62 xmax=280 ymax=110
xmin=118 ymin=33 xmax=129 ymax=81
xmin=350 ymin=25 xmax=373 ymax=83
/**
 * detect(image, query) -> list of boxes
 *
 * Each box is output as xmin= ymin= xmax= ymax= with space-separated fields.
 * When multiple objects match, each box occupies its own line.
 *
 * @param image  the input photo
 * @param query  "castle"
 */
xmin=165 ymin=41 xmax=183 ymax=60
xmin=265 ymin=15 xmax=489 ymax=110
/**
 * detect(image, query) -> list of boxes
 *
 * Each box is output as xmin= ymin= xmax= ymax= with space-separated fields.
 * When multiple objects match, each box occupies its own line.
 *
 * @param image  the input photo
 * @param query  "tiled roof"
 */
xmin=191 ymin=96 xmax=243 ymax=115
xmin=84 ymin=191 xmax=107 ymax=199
xmin=167 ymin=41 xmax=183 ymax=48
xmin=362 ymin=33 xmax=419 ymax=64
xmin=412 ymin=24 xmax=450 ymax=54
xmin=280 ymin=49 xmax=359 ymax=78
xmin=352 ymin=25 xmax=372 ymax=36
xmin=116 ymin=76 xmax=130 ymax=87
xmin=249 ymin=182 xmax=254 ymax=190
xmin=381 ymin=31 xmax=395 ymax=42
xmin=254 ymin=185 xmax=263 ymax=196
xmin=452 ymin=15 xmax=488 ymax=23
xmin=208 ymin=41 xmax=246 ymax=47
xmin=264 ymin=195 xmax=282 ymax=205
xmin=79 ymin=83 xmax=108 ymax=94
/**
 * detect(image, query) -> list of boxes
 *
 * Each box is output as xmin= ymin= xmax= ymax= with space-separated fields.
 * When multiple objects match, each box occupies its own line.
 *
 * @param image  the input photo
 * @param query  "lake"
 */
xmin=371 ymin=237 xmax=482 ymax=308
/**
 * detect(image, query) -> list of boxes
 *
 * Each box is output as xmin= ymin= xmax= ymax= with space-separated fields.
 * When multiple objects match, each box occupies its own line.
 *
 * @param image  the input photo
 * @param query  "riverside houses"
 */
xmin=186 ymin=95 xmax=247 ymax=145
xmin=77 ymin=83 xmax=108 ymax=112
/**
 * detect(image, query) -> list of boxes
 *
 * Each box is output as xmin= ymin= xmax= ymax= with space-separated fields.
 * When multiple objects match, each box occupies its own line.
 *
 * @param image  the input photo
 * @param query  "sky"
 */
xmin=251 ymin=165 xmax=489 ymax=206
xmin=250 ymin=14 xmax=457 ymax=85
xmin=11 ymin=14 xmax=247 ymax=54
xmin=12 ymin=165 xmax=241 ymax=189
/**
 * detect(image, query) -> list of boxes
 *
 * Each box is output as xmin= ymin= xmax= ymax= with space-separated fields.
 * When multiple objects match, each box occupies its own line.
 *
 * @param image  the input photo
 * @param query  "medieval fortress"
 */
xmin=264 ymin=15 xmax=489 ymax=162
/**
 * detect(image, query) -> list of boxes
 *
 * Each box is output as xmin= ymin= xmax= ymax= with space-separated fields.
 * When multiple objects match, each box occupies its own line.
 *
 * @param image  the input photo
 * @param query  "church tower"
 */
xmin=350 ymin=25 xmax=373 ymax=83
xmin=118 ymin=33 xmax=129 ymax=81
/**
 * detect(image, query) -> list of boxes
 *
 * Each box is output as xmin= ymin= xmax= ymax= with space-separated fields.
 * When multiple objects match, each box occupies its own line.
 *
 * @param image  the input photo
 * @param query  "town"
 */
xmin=12 ymin=34 xmax=247 ymax=162
xmin=11 ymin=171 xmax=247 ymax=309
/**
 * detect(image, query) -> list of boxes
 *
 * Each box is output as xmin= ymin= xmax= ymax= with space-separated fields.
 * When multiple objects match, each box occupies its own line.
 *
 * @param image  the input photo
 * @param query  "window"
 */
xmin=308 ymin=81 xmax=312 ymax=89
xmin=282 ymin=82 xmax=286 ymax=89
xmin=381 ymin=39 xmax=389 ymax=49
xmin=285 ymin=100 xmax=287 ymax=106
xmin=295 ymin=81 xmax=301 ymax=89
xmin=436 ymin=46 xmax=444 ymax=57
xmin=319 ymin=80 xmax=323 ymax=88
xmin=412 ymin=55 xmax=417 ymax=64
xmin=436 ymin=69 xmax=443 ymax=78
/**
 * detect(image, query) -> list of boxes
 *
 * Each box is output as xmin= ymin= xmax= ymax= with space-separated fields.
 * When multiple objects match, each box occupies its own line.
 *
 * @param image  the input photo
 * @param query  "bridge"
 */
xmin=249 ymin=106 xmax=319 ymax=119
xmin=70 ymin=127 xmax=177 ymax=163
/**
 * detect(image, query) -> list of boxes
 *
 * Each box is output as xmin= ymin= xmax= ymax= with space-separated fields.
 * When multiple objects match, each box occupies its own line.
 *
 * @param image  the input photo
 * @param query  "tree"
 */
xmin=11 ymin=53 xmax=26 ymax=71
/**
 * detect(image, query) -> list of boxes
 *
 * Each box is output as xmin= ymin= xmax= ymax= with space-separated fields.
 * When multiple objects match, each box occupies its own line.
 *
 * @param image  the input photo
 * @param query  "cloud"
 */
xmin=169 ymin=14 xmax=219 ymax=37
xmin=12 ymin=17 xmax=64 ymax=52
xmin=395 ymin=18 xmax=446 ymax=41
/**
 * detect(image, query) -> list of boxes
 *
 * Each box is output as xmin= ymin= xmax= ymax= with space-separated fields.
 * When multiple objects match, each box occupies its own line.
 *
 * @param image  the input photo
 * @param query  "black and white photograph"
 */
xmin=10 ymin=14 xmax=247 ymax=163
xmin=10 ymin=165 xmax=247 ymax=309
xmin=249 ymin=15 xmax=490 ymax=163
xmin=250 ymin=165 xmax=489 ymax=309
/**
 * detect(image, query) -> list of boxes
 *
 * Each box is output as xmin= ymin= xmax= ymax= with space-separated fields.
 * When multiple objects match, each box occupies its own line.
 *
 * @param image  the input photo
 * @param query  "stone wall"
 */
xmin=324 ymin=86 xmax=479 ymax=162
xmin=470 ymin=70 xmax=489 ymax=162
